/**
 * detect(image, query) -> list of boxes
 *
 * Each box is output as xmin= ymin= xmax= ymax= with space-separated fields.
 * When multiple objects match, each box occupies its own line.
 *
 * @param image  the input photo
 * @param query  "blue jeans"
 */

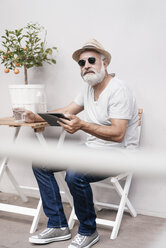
xmin=32 ymin=166 xmax=107 ymax=235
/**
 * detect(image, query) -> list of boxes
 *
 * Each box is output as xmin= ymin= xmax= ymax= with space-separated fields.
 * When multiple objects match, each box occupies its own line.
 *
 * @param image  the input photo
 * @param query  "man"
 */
xmin=27 ymin=39 xmax=139 ymax=248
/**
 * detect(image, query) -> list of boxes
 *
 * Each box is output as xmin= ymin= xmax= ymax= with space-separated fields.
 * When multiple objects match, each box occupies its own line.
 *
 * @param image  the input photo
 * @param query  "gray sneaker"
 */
xmin=29 ymin=227 xmax=71 ymax=244
xmin=68 ymin=231 xmax=99 ymax=248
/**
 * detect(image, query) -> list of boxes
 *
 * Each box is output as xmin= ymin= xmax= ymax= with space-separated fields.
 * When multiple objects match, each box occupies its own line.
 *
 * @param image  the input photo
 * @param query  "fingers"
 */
xmin=58 ymin=113 xmax=76 ymax=125
xmin=59 ymin=118 xmax=70 ymax=125
xmin=57 ymin=121 xmax=74 ymax=133
xmin=24 ymin=111 xmax=36 ymax=123
xmin=64 ymin=113 xmax=76 ymax=120
xmin=57 ymin=114 xmax=82 ymax=134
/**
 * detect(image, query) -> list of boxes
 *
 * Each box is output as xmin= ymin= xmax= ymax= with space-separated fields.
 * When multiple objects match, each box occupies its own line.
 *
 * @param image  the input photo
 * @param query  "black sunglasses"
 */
xmin=78 ymin=57 xmax=96 ymax=67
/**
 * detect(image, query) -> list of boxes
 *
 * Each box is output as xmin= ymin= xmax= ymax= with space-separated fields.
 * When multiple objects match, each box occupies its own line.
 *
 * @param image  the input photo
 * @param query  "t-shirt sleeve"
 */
xmin=108 ymin=86 xmax=134 ymax=120
xmin=74 ymin=84 xmax=87 ymax=107
xmin=74 ymin=92 xmax=84 ymax=107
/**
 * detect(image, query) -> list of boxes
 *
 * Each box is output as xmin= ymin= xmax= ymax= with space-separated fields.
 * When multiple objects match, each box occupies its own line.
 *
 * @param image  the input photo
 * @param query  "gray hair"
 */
xmin=100 ymin=54 xmax=106 ymax=60
xmin=100 ymin=54 xmax=108 ymax=65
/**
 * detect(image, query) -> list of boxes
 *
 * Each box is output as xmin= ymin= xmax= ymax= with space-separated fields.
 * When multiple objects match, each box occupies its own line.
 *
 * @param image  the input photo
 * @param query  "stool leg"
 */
xmin=0 ymin=126 xmax=28 ymax=202
xmin=111 ymin=175 xmax=132 ymax=239
xmin=68 ymin=207 xmax=76 ymax=230
xmin=112 ymin=175 xmax=137 ymax=217
xmin=30 ymin=198 xmax=43 ymax=233
xmin=0 ymin=157 xmax=8 ymax=182
xmin=0 ymin=126 xmax=20 ymax=181
xmin=6 ymin=167 xmax=28 ymax=202
xmin=57 ymin=129 xmax=66 ymax=148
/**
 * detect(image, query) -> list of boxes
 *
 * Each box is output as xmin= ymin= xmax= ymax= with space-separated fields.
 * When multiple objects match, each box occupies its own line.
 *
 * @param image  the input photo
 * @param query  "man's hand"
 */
xmin=58 ymin=114 xmax=83 ymax=134
xmin=24 ymin=110 xmax=45 ymax=123
xmin=24 ymin=110 xmax=36 ymax=123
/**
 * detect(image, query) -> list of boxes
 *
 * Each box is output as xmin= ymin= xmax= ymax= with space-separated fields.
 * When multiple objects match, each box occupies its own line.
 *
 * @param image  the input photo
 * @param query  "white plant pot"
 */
xmin=8 ymin=84 xmax=47 ymax=113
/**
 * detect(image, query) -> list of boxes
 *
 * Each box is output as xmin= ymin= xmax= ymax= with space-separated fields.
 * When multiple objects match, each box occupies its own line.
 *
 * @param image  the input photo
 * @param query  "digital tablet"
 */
xmin=38 ymin=112 xmax=70 ymax=126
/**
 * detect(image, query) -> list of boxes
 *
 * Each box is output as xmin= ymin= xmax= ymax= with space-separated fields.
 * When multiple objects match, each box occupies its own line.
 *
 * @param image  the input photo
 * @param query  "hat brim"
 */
xmin=72 ymin=47 xmax=111 ymax=65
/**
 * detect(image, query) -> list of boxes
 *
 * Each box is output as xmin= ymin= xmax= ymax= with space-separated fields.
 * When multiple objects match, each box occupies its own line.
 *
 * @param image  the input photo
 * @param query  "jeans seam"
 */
xmin=48 ymin=176 xmax=62 ymax=227
xmin=78 ymin=182 xmax=96 ymax=234
xmin=78 ymin=230 xmax=95 ymax=236
xmin=47 ymin=224 xmax=68 ymax=228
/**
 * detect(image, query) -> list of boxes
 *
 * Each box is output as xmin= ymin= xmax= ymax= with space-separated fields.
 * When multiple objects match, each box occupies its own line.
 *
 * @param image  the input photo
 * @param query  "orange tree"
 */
xmin=0 ymin=23 xmax=57 ymax=84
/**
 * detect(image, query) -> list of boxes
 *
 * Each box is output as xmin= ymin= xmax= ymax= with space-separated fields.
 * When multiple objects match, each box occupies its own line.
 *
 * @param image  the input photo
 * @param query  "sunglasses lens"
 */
xmin=88 ymin=57 xmax=96 ymax=64
xmin=78 ymin=57 xmax=96 ymax=67
xmin=78 ymin=60 xmax=85 ymax=67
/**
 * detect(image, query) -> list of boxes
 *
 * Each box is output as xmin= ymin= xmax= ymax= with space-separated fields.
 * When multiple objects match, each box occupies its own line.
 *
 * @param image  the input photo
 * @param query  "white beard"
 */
xmin=81 ymin=62 xmax=106 ymax=87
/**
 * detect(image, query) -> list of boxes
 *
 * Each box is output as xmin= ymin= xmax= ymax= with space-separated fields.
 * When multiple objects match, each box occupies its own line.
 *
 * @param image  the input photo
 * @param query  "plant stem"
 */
xmin=24 ymin=64 xmax=28 ymax=84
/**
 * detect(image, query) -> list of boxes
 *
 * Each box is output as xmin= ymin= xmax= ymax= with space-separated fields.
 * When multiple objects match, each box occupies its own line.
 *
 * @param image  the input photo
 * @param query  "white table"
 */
xmin=0 ymin=117 xmax=72 ymax=233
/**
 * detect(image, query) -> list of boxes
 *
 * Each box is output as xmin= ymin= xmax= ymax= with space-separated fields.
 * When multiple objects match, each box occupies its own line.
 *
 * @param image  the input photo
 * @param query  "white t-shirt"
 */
xmin=74 ymin=76 xmax=139 ymax=149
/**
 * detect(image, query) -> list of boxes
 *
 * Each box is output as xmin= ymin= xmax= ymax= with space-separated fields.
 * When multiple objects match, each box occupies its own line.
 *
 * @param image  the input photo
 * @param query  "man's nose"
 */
xmin=84 ymin=60 xmax=91 ymax=69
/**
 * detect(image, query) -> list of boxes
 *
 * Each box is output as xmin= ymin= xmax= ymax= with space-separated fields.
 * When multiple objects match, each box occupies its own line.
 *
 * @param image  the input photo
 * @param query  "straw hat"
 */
xmin=72 ymin=39 xmax=111 ymax=65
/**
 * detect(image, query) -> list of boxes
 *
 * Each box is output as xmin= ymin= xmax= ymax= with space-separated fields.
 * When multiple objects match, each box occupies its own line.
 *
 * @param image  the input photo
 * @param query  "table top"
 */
xmin=0 ymin=117 xmax=49 ymax=132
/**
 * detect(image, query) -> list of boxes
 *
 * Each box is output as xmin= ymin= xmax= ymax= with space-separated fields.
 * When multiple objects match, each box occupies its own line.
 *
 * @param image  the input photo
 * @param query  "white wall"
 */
xmin=0 ymin=0 xmax=166 ymax=218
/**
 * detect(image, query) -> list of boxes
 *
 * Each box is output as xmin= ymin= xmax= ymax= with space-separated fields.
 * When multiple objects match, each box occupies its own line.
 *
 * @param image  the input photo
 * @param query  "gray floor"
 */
xmin=0 ymin=192 xmax=166 ymax=248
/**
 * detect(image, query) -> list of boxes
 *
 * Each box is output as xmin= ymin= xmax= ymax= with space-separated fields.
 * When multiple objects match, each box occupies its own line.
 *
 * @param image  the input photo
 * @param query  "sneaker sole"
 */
xmin=83 ymin=235 xmax=100 ymax=248
xmin=29 ymin=233 xmax=72 ymax=244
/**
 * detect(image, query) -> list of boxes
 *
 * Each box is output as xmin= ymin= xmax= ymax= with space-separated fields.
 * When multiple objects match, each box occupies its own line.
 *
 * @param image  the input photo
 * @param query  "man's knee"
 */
xmin=32 ymin=165 xmax=53 ymax=178
xmin=65 ymin=171 xmax=76 ymax=186
xmin=65 ymin=171 xmax=87 ymax=189
xmin=32 ymin=165 xmax=41 ymax=174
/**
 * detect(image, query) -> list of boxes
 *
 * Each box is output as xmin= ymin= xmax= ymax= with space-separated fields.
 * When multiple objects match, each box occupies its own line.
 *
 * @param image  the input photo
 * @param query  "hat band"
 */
xmin=83 ymin=45 xmax=101 ymax=49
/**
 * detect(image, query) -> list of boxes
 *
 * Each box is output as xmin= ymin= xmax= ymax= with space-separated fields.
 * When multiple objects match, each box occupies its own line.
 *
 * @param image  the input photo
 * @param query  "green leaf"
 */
xmin=45 ymin=48 xmax=52 ymax=55
xmin=8 ymin=31 xmax=15 ymax=35
xmin=34 ymin=46 xmax=40 ymax=50
xmin=18 ymin=37 xmax=22 ymax=42
xmin=1 ymin=36 xmax=7 ymax=40
xmin=51 ymin=59 xmax=56 ymax=64
xmin=15 ymin=29 xmax=18 ymax=33
xmin=48 ymin=49 xmax=53 ymax=55
xmin=5 ymin=30 xmax=9 ymax=37
xmin=52 ymin=47 xmax=57 ymax=50
xmin=18 ymin=28 xmax=23 ymax=35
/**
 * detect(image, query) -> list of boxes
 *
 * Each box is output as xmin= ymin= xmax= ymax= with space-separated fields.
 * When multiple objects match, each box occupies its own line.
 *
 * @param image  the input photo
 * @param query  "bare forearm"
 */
xmin=58 ymin=114 xmax=128 ymax=142
xmin=80 ymin=120 xmax=125 ymax=142
xmin=51 ymin=101 xmax=83 ymax=115
xmin=28 ymin=101 xmax=83 ymax=123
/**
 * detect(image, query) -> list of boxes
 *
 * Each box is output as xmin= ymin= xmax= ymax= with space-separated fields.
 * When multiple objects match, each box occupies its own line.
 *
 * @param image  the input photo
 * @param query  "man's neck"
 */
xmin=93 ymin=73 xmax=112 ymax=101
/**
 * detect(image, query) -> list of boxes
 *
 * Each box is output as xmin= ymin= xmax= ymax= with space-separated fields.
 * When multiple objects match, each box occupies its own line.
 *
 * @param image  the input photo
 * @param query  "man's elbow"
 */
xmin=110 ymin=133 xmax=125 ymax=143
xmin=116 ymin=135 xmax=125 ymax=143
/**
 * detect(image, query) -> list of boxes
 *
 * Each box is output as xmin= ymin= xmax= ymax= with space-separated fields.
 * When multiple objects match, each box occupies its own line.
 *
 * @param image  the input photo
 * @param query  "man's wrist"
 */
xmin=80 ymin=120 xmax=88 ymax=130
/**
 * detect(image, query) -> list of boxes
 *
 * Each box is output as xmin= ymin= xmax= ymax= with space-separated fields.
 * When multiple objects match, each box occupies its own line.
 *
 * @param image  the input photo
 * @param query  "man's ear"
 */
xmin=103 ymin=58 xmax=108 ymax=69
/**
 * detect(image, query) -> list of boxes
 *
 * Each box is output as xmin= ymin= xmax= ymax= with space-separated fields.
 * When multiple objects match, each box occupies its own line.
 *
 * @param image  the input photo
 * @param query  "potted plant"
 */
xmin=0 ymin=23 xmax=57 ymax=113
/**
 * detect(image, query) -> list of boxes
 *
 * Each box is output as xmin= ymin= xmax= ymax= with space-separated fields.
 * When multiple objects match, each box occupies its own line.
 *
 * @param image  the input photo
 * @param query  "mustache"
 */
xmin=82 ymin=68 xmax=96 ymax=77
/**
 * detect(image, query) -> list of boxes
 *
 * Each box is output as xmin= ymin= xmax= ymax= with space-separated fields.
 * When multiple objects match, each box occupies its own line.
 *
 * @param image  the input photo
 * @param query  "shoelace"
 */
xmin=40 ymin=228 xmax=54 ymax=236
xmin=72 ymin=234 xmax=86 ymax=245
